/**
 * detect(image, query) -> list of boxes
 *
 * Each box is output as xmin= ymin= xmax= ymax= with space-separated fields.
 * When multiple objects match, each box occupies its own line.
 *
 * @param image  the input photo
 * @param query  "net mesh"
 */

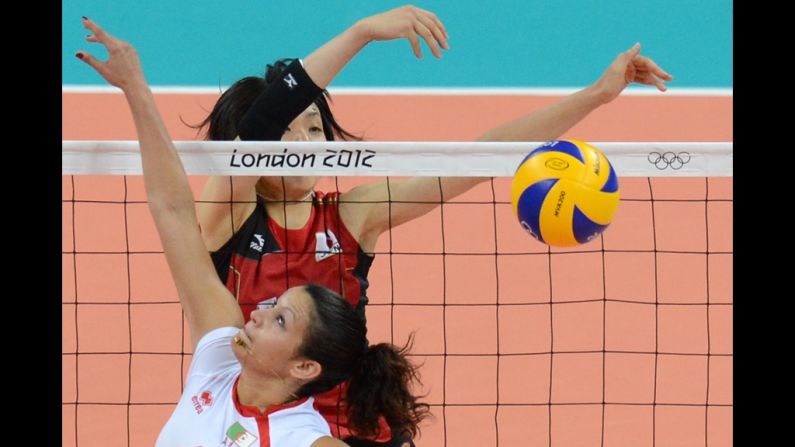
xmin=62 ymin=172 xmax=732 ymax=447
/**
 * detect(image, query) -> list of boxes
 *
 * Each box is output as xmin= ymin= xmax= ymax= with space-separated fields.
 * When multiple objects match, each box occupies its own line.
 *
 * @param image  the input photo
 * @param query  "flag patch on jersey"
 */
xmin=226 ymin=422 xmax=257 ymax=447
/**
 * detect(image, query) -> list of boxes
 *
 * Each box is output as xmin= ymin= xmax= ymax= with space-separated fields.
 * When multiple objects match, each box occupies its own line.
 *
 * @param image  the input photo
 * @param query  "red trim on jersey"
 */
xmin=231 ymin=375 xmax=310 ymax=418
xmin=231 ymin=376 xmax=311 ymax=447
xmin=231 ymin=377 xmax=392 ymax=443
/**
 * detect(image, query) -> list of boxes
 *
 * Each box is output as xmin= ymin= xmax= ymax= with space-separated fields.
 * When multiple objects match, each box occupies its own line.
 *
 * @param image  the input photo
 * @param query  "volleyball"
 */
xmin=511 ymin=140 xmax=620 ymax=246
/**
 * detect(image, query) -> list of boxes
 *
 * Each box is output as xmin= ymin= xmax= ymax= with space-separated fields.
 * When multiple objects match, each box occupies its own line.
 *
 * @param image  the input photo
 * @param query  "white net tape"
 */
xmin=62 ymin=141 xmax=732 ymax=177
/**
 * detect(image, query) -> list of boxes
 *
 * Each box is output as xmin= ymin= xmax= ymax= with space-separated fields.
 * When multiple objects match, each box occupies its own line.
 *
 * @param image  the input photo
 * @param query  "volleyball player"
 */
xmin=195 ymin=5 xmax=670 ymax=445
xmin=77 ymin=17 xmax=428 ymax=447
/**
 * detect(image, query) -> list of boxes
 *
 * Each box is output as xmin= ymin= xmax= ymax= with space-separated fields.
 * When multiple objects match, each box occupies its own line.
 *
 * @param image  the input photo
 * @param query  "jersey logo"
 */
xmin=225 ymin=422 xmax=258 ymax=447
xmin=249 ymin=234 xmax=265 ymax=253
xmin=190 ymin=390 xmax=213 ymax=414
xmin=199 ymin=390 xmax=213 ymax=406
xmin=283 ymin=73 xmax=298 ymax=90
xmin=315 ymin=229 xmax=342 ymax=262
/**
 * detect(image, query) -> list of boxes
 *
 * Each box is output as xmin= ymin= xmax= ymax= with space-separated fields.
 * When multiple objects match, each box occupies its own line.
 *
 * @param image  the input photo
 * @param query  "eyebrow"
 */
xmin=282 ymin=305 xmax=299 ymax=323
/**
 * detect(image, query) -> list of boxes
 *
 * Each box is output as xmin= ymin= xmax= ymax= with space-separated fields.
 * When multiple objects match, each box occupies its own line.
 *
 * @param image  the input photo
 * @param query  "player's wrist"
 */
xmin=238 ymin=59 xmax=323 ymax=141
xmin=584 ymin=80 xmax=614 ymax=106
xmin=349 ymin=19 xmax=374 ymax=46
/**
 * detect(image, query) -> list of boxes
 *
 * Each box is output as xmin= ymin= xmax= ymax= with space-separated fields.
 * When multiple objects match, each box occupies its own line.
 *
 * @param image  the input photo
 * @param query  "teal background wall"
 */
xmin=63 ymin=0 xmax=732 ymax=88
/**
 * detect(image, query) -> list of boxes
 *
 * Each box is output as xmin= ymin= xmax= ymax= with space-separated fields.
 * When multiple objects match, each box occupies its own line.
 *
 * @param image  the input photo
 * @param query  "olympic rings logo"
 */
xmin=648 ymin=152 xmax=691 ymax=170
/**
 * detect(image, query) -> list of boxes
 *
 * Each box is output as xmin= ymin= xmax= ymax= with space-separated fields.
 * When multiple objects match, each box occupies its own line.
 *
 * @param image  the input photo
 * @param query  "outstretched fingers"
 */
xmin=415 ymin=8 xmax=448 ymax=51
xmin=633 ymin=54 xmax=673 ymax=81
xmin=637 ymin=70 xmax=668 ymax=91
xmin=406 ymin=30 xmax=423 ymax=58
xmin=629 ymin=54 xmax=673 ymax=91
xmin=620 ymin=43 xmax=641 ymax=65
xmin=413 ymin=20 xmax=441 ymax=58
xmin=425 ymin=9 xmax=449 ymax=42
xmin=401 ymin=5 xmax=448 ymax=58
xmin=75 ymin=17 xmax=144 ymax=90
xmin=76 ymin=18 xmax=111 ymax=75
xmin=81 ymin=17 xmax=116 ymax=49
xmin=75 ymin=50 xmax=103 ymax=73
xmin=607 ymin=42 xmax=641 ymax=80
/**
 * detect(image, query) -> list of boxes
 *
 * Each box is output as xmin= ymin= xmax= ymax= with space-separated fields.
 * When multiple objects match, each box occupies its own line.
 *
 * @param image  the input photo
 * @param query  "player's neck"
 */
xmin=259 ymin=189 xmax=314 ymax=203
xmin=264 ymin=198 xmax=313 ymax=230
xmin=237 ymin=371 xmax=300 ymax=413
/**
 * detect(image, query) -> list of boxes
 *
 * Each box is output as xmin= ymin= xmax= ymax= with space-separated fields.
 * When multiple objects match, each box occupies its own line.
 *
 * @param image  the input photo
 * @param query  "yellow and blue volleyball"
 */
xmin=511 ymin=140 xmax=620 ymax=246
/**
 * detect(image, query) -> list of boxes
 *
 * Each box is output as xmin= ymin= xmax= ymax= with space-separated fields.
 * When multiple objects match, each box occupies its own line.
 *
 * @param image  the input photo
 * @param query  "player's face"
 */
xmin=281 ymin=104 xmax=327 ymax=143
xmin=233 ymin=286 xmax=315 ymax=378
xmin=256 ymin=104 xmax=325 ymax=201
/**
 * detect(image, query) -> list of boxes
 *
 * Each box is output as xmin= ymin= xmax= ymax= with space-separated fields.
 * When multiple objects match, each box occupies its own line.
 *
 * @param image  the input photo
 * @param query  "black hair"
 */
xmin=191 ymin=59 xmax=359 ymax=142
xmin=298 ymin=283 xmax=429 ymax=439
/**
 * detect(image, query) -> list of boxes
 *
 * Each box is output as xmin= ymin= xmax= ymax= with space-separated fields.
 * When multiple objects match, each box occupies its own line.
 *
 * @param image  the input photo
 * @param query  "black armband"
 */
xmin=237 ymin=59 xmax=323 ymax=141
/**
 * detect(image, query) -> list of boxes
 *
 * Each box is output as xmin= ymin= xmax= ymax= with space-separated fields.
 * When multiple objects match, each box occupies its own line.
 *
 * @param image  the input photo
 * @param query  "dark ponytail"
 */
xmin=346 ymin=339 xmax=429 ymax=439
xmin=297 ymin=284 xmax=428 ymax=440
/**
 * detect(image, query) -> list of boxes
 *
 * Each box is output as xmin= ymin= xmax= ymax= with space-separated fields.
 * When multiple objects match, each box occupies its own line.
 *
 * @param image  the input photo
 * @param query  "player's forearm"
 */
xmin=124 ymin=83 xmax=219 ymax=305
xmin=477 ymin=85 xmax=604 ymax=142
xmin=302 ymin=20 xmax=371 ymax=88
xmin=123 ymin=84 xmax=196 ymax=214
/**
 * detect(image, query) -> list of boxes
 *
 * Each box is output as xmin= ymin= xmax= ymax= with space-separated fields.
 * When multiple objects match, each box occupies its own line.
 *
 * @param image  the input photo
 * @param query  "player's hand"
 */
xmin=591 ymin=43 xmax=673 ymax=104
xmin=76 ymin=17 xmax=147 ymax=92
xmin=358 ymin=5 xmax=449 ymax=59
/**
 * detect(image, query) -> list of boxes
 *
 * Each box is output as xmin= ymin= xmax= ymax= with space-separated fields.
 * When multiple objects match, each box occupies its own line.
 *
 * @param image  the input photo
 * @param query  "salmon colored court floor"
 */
xmin=63 ymin=92 xmax=732 ymax=447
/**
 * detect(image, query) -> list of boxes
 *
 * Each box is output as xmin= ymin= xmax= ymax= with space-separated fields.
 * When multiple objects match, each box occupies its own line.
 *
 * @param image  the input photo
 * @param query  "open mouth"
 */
xmin=233 ymin=329 xmax=248 ymax=348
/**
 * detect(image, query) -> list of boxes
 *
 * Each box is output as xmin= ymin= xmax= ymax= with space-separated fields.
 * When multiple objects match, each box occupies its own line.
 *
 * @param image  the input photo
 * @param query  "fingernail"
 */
xmin=76 ymin=52 xmax=84 ymax=59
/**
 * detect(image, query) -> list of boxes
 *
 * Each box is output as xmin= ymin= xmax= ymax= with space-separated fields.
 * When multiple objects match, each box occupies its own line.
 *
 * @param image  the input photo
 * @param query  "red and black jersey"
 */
xmin=210 ymin=191 xmax=374 ymax=323
xmin=210 ymin=191 xmax=391 ymax=441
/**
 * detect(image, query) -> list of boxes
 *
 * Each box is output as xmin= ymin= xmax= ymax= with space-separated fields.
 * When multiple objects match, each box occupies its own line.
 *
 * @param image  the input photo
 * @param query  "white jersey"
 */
xmin=156 ymin=327 xmax=332 ymax=447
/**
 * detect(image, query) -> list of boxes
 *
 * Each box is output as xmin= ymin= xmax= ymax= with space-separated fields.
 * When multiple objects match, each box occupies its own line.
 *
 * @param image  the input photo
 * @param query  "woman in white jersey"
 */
xmin=77 ymin=18 xmax=428 ymax=447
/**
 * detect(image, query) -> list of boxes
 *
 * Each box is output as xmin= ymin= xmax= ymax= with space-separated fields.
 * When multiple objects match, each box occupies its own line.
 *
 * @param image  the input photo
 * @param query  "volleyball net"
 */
xmin=62 ymin=140 xmax=732 ymax=447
